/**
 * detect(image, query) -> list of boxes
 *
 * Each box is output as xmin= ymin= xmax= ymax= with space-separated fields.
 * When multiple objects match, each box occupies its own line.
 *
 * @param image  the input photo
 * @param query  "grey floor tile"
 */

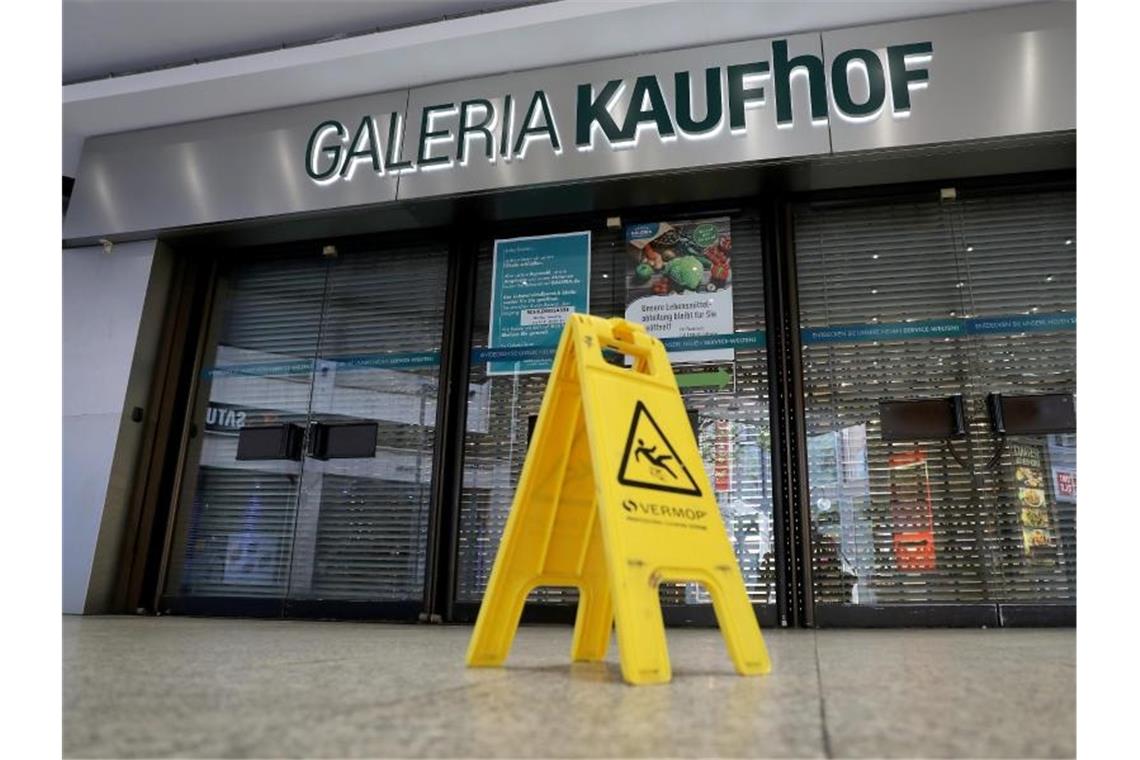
xmin=64 ymin=617 xmax=509 ymax=757
xmin=244 ymin=628 xmax=825 ymax=758
xmin=64 ymin=618 xmax=821 ymax=759
xmin=814 ymin=629 xmax=1075 ymax=759
xmin=64 ymin=617 xmax=1075 ymax=759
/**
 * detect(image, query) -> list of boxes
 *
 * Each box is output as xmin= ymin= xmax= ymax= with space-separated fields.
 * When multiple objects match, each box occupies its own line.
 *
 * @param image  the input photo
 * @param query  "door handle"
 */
xmin=307 ymin=422 xmax=379 ymax=460
xmin=307 ymin=422 xmax=330 ymax=461
xmin=236 ymin=423 xmax=305 ymax=461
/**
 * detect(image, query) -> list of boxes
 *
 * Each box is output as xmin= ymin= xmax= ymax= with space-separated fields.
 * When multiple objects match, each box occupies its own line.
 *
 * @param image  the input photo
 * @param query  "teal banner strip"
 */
xmin=803 ymin=320 xmax=961 ymax=344
xmin=660 ymin=330 xmax=765 ymax=352
xmin=205 ymin=351 xmax=441 ymax=378
xmin=801 ymin=312 xmax=1074 ymax=345
xmin=202 ymin=314 xmax=1073 ymax=378
xmin=328 ymin=351 xmax=441 ymax=370
xmin=470 ymin=330 xmax=765 ymax=364
xmin=964 ymin=312 xmax=1075 ymax=336
xmin=474 ymin=346 xmax=557 ymax=363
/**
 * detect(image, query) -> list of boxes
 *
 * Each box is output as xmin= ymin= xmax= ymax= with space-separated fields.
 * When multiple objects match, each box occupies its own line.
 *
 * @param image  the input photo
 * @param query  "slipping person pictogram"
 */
xmin=635 ymin=438 xmax=676 ymax=481
xmin=618 ymin=401 xmax=702 ymax=496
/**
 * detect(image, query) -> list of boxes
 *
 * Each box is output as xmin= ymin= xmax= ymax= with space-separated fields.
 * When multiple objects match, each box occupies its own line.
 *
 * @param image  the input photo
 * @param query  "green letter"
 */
xmin=772 ymin=39 xmax=828 ymax=126
xmin=305 ymin=120 xmax=346 ymax=181
xmin=726 ymin=62 xmax=769 ymax=132
xmin=619 ymin=75 xmax=675 ymax=142
xmin=457 ymin=99 xmax=496 ymax=164
xmin=418 ymin=103 xmax=457 ymax=168
xmin=340 ymin=116 xmax=383 ymax=178
xmin=674 ymin=68 xmax=723 ymax=135
xmin=513 ymin=90 xmax=561 ymax=157
xmin=499 ymin=95 xmax=513 ymax=159
xmin=831 ymin=49 xmax=886 ymax=118
xmin=386 ymin=111 xmax=413 ymax=172
xmin=575 ymin=80 xmax=624 ymax=148
xmin=887 ymin=42 xmax=933 ymax=113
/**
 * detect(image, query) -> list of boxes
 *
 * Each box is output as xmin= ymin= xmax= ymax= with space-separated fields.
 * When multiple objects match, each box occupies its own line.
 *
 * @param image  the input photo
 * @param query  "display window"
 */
xmin=794 ymin=183 xmax=1076 ymax=617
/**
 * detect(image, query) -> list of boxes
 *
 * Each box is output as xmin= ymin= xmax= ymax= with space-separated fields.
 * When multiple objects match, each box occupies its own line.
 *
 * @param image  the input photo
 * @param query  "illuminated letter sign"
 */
xmin=304 ymin=38 xmax=933 ymax=184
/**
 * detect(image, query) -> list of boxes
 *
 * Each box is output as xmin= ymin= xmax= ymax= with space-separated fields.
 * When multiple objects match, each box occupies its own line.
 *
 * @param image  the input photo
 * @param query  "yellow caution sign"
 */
xmin=466 ymin=314 xmax=771 ymax=685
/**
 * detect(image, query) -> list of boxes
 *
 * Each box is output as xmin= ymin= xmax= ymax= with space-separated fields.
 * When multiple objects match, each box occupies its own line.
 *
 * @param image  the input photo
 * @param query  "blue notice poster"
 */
xmin=489 ymin=231 xmax=591 ymax=375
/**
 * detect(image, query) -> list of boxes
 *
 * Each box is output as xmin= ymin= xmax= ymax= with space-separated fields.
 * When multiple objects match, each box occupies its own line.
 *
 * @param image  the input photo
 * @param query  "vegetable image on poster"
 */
xmin=625 ymin=218 xmax=733 ymax=364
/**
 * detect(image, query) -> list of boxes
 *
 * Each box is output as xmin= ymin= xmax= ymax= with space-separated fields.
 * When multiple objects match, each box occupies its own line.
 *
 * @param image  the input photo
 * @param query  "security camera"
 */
xmin=99 ymin=238 xmax=114 ymax=254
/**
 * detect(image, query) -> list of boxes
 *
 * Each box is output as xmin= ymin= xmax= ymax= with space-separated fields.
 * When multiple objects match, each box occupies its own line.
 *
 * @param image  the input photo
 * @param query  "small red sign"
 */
xmin=713 ymin=419 xmax=731 ymax=492
xmin=1056 ymin=471 xmax=1076 ymax=497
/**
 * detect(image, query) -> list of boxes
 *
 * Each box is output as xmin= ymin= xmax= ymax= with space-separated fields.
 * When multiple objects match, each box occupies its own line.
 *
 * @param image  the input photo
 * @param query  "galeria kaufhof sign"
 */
xmin=62 ymin=3 xmax=1073 ymax=242
xmin=305 ymin=39 xmax=932 ymax=183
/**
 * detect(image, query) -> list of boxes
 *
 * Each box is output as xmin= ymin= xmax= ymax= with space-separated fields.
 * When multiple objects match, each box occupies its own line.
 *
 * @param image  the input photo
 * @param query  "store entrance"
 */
xmin=159 ymin=238 xmax=450 ymax=618
xmin=792 ymin=182 xmax=1077 ymax=625
xmin=452 ymin=208 xmax=781 ymax=626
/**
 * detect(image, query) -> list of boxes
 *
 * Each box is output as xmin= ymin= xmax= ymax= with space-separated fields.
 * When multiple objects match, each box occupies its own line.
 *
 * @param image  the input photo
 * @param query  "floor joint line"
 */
xmin=814 ymin=631 xmax=834 ymax=759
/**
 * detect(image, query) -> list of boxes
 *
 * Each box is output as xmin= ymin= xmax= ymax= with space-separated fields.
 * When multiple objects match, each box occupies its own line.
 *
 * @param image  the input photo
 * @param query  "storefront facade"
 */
xmin=63 ymin=2 xmax=1075 ymax=627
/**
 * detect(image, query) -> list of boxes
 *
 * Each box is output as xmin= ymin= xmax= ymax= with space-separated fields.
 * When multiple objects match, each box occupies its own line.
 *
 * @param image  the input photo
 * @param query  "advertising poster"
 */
xmin=488 ymin=231 xmax=591 ymax=375
xmin=1009 ymin=442 xmax=1057 ymax=561
xmin=624 ymin=217 xmax=734 ymax=364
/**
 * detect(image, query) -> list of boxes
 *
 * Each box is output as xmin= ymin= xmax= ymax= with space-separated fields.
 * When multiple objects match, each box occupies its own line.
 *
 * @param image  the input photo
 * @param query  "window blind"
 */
xmin=793 ymin=184 xmax=1075 ymax=609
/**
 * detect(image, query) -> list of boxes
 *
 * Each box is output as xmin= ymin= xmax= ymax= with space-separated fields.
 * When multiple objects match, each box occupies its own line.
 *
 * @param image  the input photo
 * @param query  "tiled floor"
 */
xmin=63 ymin=616 xmax=1074 ymax=758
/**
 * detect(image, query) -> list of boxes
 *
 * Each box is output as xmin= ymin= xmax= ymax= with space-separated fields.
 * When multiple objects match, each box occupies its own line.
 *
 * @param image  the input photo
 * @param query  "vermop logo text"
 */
xmin=304 ymin=39 xmax=932 ymax=184
xmin=622 ymin=499 xmax=707 ymax=523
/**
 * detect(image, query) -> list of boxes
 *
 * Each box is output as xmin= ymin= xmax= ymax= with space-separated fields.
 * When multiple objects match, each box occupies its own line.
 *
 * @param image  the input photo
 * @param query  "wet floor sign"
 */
xmin=466 ymin=314 xmax=771 ymax=685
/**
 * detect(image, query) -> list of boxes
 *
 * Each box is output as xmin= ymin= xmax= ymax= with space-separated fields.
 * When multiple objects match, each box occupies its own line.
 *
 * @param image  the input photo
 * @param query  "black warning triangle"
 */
xmin=617 ymin=401 xmax=703 ymax=496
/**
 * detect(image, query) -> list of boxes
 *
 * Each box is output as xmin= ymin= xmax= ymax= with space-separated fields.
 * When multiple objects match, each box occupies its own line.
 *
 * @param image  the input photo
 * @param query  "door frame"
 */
xmin=435 ymin=193 xmax=791 ymax=631
xmin=153 ymin=226 xmax=461 ymax=622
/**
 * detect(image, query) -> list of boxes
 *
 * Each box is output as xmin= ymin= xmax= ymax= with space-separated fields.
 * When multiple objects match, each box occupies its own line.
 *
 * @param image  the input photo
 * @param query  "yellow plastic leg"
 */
xmin=701 ymin=568 xmax=772 ymax=675
xmin=569 ymin=512 xmax=612 ymax=662
xmin=466 ymin=576 xmax=530 ymax=667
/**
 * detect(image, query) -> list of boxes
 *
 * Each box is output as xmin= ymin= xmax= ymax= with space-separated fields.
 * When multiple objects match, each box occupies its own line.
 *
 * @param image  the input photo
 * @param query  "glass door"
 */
xmin=160 ymin=239 xmax=450 ymax=618
xmin=284 ymin=244 xmax=449 ymax=614
xmin=160 ymin=252 xmax=329 ymax=614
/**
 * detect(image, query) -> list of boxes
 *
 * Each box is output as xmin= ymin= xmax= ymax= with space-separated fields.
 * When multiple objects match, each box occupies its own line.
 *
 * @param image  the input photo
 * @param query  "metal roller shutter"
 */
xmin=793 ymin=183 xmax=1076 ymax=612
xmin=950 ymin=189 xmax=1077 ymax=603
